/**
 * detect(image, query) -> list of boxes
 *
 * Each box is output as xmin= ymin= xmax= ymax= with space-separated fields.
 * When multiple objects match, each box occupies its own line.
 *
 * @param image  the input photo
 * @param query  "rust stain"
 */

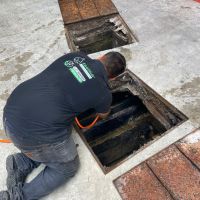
xmin=0 ymin=129 xmax=7 ymax=138
xmin=176 ymin=129 xmax=200 ymax=169
xmin=58 ymin=0 xmax=118 ymax=24
xmin=58 ymin=0 xmax=81 ymax=24
xmin=94 ymin=0 xmax=118 ymax=16
xmin=114 ymin=163 xmax=173 ymax=200
xmin=147 ymin=145 xmax=200 ymax=200
xmin=76 ymin=0 xmax=99 ymax=19
xmin=0 ymin=90 xmax=9 ymax=101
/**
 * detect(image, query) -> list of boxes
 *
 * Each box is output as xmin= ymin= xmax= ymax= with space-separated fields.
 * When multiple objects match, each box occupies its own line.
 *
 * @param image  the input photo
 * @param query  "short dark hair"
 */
xmin=103 ymin=51 xmax=126 ymax=78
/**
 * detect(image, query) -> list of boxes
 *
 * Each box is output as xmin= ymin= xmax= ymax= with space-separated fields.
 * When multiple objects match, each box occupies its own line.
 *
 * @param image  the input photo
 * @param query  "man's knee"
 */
xmin=69 ymin=156 xmax=80 ymax=175
xmin=63 ymin=155 xmax=80 ymax=178
xmin=46 ymin=155 xmax=80 ymax=180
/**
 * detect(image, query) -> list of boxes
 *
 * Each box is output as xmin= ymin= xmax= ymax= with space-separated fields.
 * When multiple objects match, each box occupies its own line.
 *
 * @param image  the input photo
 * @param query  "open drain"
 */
xmin=65 ymin=15 xmax=136 ymax=54
xmin=74 ymin=70 xmax=187 ymax=173
xmin=58 ymin=0 xmax=137 ymax=54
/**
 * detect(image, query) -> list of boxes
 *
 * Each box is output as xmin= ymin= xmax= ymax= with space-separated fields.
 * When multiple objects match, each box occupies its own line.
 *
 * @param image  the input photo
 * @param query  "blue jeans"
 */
xmin=3 ymin=118 xmax=79 ymax=200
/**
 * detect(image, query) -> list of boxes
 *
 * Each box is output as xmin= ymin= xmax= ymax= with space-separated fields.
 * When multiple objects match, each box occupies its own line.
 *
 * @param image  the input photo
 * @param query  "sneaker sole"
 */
xmin=6 ymin=154 xmax=24 ymax=190
xmin=0 ymin=191 xmax=10 ymax=200
xmin=6 ymin=155 xmax=16 ymax=173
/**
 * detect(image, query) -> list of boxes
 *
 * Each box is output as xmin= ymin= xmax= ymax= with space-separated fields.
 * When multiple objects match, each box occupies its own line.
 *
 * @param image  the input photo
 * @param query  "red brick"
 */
xmin=147 ymin=145 xmax=200 ymax=200
xmin=114 ymin=163 xmax=173 ymax=200
xmin=176 ymin=129 xmax=200 ymax=169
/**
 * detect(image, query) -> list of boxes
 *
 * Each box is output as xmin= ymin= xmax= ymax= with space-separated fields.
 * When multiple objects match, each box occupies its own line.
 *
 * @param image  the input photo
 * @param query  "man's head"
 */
xmin=98 ymin=51 xmax=126 ymax=79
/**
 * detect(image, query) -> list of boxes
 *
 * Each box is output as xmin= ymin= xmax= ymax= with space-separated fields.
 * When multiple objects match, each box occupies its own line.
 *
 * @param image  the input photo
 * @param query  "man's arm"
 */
xmin=95 ymin=91 xmax=112 ymax=120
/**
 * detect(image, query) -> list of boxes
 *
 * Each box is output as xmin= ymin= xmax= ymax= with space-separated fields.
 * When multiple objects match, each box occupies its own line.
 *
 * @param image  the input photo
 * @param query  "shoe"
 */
xmin=0 ymin=184 xmax=23 ymax=200
xmin=6 ymin=154 xmax=27 ymax=190
xmin=0 ymin=191 xmax=10 ymax=200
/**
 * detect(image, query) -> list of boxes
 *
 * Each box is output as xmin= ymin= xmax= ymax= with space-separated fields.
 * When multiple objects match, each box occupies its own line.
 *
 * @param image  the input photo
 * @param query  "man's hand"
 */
xmin=98 ymin=109 xmax=110 ymax=119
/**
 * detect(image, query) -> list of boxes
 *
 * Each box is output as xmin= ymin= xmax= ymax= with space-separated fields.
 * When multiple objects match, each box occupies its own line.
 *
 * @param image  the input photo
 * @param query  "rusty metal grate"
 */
xmin=74 ymin=70 xmax=188 ymax=173
xmin=58 ymin=0 xmax=118 ymax=24
xmin=114 ymin=129 xmax=200 ymax=200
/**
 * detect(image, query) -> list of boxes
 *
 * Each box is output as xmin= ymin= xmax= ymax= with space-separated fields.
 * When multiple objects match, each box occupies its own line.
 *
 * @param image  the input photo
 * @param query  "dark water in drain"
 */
xmin=77 ymin=91 xmax=166 ymax=167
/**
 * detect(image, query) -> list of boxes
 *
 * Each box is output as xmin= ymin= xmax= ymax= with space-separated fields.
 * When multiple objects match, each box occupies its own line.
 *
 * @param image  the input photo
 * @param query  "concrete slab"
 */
xmin=0 ymin=0 xmax=200 ymax=199
xmin=0 ymin=0 xmax=69 ymax=133
xmin=112 ymin=0 xmax=200 ymax=125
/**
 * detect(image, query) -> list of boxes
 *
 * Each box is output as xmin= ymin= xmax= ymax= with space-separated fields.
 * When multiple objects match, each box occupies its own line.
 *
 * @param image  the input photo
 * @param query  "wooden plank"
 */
xmin=58 ymin=0 xmax=81 ymax=24
xmin=76 ymin=0 xmax=100 ymax=20
xmin=94 ymin=0 xmax=118 ymax=16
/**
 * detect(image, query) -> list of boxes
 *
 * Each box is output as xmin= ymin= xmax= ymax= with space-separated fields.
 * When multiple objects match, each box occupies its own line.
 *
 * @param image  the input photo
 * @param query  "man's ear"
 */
xmin=97 ymin=55 xmax=104 ymax=61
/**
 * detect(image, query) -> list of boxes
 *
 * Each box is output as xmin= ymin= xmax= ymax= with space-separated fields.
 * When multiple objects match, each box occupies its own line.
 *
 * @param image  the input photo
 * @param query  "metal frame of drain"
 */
xmin=74 ymin=70 xmax=188 ymax=174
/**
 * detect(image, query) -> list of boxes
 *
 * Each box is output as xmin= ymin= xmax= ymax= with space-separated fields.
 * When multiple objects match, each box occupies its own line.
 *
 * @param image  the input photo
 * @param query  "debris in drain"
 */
xmin=64 ymin=15 xmax=136 ymax=54
xmin=77 ymin=91 xmax=166 ymax=168
xmin=74 ymin=70 xmax=187 ymax=173
xmin=109 ymin=17 xmax=128 ymax=35
xmin=74 ymin=17 xmax=128 ymax=51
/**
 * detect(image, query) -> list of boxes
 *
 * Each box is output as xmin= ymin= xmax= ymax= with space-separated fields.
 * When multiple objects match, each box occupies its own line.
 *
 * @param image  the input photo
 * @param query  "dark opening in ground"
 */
xmin=64 ymin=15 xmax=136 ymax=54
xmin=77 ymin=91 xmax=166 ymax=168
xmin=74 ymin=70 xmax=187 ymax=173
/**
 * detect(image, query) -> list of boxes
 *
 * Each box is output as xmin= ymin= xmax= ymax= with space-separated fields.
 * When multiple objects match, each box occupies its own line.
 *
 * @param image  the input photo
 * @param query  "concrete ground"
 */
xmin=0 ymin=0 xmax=200 ymax=199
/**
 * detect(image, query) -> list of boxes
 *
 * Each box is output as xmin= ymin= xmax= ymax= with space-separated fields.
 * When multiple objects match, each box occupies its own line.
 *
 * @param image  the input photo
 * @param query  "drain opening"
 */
xmin=65 ymin=15 xmax=136 ymax=54
xmin=74 ymin=70 xmax=187 ymax=173
xmin=58 ymin=0 xmax=136 ymax=54
xmin=78 ymin=91 xmax=166 ymax=167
